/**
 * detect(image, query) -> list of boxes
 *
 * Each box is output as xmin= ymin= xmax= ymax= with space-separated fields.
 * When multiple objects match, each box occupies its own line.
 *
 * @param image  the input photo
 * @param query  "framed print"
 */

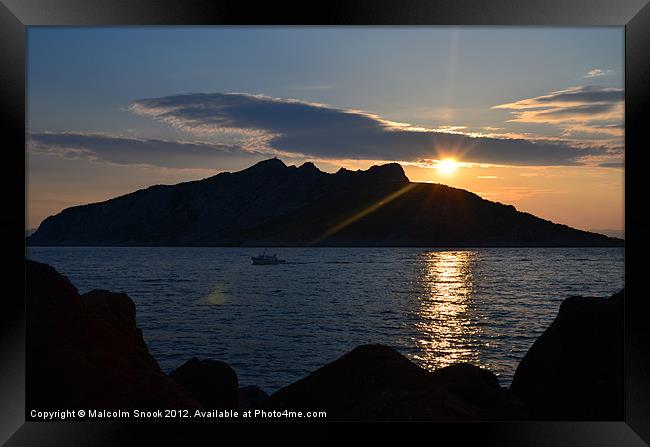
xmin=2 ymin=0 xmax=649 ymax=445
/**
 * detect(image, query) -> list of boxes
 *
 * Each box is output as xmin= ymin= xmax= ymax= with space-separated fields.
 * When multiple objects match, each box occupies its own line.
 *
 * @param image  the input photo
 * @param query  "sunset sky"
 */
xmin=27 ymin=27 xmax=624 ymax=234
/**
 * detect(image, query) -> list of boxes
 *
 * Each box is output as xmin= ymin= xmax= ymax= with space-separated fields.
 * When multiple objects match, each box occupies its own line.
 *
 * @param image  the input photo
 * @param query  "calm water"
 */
xmin=27 ymin=247 xmax=624 ymax=392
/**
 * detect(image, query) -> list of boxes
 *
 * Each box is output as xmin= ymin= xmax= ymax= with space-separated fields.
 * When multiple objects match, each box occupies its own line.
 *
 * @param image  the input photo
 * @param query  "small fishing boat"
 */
xmin=251 ymin=253 xmax=286 ymax=265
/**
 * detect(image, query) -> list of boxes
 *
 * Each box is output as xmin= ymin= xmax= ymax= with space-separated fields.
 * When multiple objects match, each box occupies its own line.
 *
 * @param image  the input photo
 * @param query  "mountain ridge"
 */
xmin=27 ymin=158 xmax=622 ymax=247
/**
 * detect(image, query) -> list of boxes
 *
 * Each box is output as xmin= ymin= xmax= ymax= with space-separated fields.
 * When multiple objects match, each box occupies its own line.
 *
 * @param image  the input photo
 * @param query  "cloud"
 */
xmin=598 ymin=161 xmax=624 ymax=168
xmin=475 ymin=186 xmax=565 ymax=202
xmin=27 ymin=132 xmax=259 ymax=169
xmin=493 ymin=86 xmax=623 ymax=158
xmin=130 ymin=92 xmax=611 ymax=166
xmin=560 ymin=123 xmax=624 ymax=138
xmin=493 ymin=86 xmax=623 ymax=127
xmin=585 ymin=68 xmax=613 ymax=78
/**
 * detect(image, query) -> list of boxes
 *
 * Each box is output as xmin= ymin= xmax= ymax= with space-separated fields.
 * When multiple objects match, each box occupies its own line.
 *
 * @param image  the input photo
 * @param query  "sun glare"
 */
xmin=437 ymin=159 xmax=459 ymax=175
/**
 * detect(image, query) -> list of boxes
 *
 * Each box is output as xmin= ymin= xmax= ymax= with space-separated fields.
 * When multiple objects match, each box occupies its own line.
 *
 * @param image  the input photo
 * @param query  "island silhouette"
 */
xmin=27 ymin=158 xmax=622 ymax=247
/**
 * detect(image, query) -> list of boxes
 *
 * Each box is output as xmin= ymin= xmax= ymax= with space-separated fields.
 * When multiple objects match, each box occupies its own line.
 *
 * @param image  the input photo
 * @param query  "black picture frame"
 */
xmin=2 ymin=0 xmax=649 ymax=445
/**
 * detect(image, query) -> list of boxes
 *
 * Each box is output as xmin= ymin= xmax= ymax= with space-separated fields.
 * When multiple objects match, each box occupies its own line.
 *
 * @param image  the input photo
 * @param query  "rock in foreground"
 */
xmin=26 ymin=260 xmax=201 ymax=411
xmin=430 ymin=363 xmax=528 ymax=419
xmin=26 ymin=259 xmax=622 ymax=421
xmin=170 ymin=358 xmax=239 ymax=409
xmin=238 ymin=386 xmax=270 ymax=410
xmin=267 ymin=344 xmax=527 ymax=420
xmin=511 ymin=289 xmax=624 ymax=420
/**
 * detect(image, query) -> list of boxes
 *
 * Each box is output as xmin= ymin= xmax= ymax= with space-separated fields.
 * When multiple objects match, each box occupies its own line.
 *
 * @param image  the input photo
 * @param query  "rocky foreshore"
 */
xmin=26 ymin=259 xmax=623 ymax=420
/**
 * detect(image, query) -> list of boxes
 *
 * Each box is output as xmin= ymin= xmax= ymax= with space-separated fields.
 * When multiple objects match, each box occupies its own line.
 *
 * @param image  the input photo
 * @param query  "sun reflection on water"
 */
xmin=412 ymin=251 xmax=480 ymax=370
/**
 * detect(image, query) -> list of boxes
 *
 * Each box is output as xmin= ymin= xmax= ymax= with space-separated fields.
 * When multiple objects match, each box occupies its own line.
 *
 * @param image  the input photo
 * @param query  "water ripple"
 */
xmin=27 ymin=246 xmax=624 ymax=392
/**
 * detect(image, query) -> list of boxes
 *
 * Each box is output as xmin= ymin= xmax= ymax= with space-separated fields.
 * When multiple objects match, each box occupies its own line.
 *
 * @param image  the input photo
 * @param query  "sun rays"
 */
xmin=436 ymin=158 xmax=460 ymax=176
xmin=311 ymin=183 xmax=418 ymax=245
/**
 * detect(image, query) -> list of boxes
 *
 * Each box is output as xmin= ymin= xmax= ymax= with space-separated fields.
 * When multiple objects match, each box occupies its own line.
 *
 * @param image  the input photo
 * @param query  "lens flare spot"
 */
xmin=201 ymin=288 xmax=226 ymax=305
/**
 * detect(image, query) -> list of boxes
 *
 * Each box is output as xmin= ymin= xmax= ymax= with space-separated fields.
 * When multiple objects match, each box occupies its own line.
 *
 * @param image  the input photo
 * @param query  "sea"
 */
xmin=26 ymin=247 xmax=624 ymax=393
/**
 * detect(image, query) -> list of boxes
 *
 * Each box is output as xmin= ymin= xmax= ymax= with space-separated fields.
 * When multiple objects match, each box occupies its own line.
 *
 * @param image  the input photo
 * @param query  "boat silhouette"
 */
xmin=251 ymin=253 xmax=286 ymax=265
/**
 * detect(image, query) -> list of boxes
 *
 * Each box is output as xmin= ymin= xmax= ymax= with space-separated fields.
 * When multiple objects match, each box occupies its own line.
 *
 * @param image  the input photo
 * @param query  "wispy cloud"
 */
xmin=493 ymin=86 xmax=623 ymax=125
xmin=598 ymin=161 xmax=624 ymax=168
xmin=129 ymin=92 xmax=612 ymax=167
xmin=560 ymin=123 xmax=623 ymax=138
xmin=493 ymin=86 xmax=623 ymax=158
xmin=27 ymin=132 xmax=260 ymax=169
xmin=585 ymin=68 xmax=613 ymax=78
xmin=476 ymin=186 xmax=565 ymax=202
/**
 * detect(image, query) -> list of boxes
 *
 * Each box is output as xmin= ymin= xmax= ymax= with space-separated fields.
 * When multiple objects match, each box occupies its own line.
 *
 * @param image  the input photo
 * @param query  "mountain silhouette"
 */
xmin=27 ymin=158 xmax=622 ymax=247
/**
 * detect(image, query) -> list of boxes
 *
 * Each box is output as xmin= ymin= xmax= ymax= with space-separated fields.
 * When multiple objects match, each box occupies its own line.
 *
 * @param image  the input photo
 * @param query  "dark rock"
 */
xmin=27 ymin=158 xmax=621 ymax=247
xmin=170 ymin=358 xmax=239 ymax=409
xmin=267 ymin=344 xmax=523 ymax=420
xmin=511 ymin=289 xmax=624 ymax=420
xmin=238 ymin=385 xmax=269 ymax=410
xmin=26 ymin=260 xmax=201 ymax=411
xmin=430 ymin=364 xmax=528 ymax=419
xmin=82 ymin=289 xmax=138 ymax=338
xmin=24 ymin=257 xmax=625 ymax=421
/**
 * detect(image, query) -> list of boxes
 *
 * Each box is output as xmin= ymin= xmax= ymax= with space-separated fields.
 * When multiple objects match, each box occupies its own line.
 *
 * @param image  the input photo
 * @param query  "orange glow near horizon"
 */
xmin=401 ymin=162 xmax=624 ymax=233
xmin=26 ymin=154 xmax=624 ymax=235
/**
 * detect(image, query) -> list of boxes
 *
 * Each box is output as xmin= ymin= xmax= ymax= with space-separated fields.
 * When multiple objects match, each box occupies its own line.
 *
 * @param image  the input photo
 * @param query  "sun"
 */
xmin=437 ymin=158 xmax=459 ymax=175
